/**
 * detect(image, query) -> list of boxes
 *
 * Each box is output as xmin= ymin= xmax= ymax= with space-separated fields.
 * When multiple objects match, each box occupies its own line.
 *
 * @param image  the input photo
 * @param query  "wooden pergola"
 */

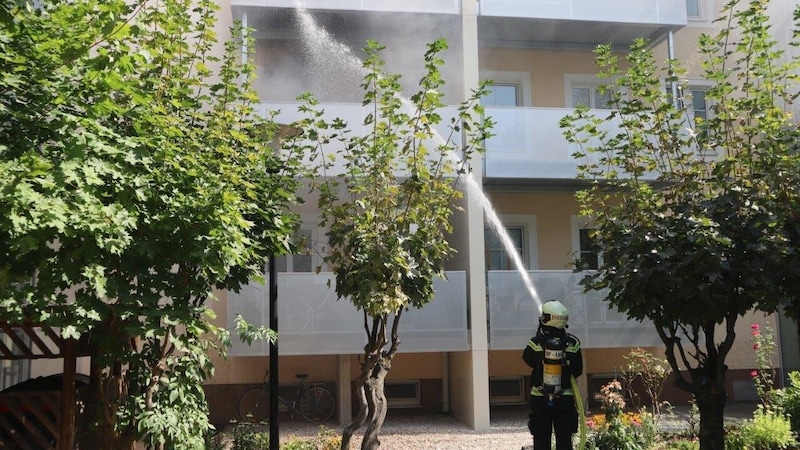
xmin=0 ymin=319 xmax=91 ymax=450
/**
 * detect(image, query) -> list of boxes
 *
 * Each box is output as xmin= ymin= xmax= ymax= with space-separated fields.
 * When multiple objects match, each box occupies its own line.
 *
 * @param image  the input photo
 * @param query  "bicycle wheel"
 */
xmin=238 ymin=388 xmax=271 ymax=423
xmin=298 ymin=386 xmax=335 ymax=422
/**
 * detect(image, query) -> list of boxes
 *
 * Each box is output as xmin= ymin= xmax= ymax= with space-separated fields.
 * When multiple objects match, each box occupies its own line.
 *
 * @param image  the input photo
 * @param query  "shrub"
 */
xmin=204 ymin=428 xmax=227 ymax=450
xmin=232 ymin=422 xmax=269 ymax=450
xmin=586 ymin=381 xmax=657 ymax=450
xmin=229 ymin=424 xmax=341 ymax=450
xmin=773 ymin=371 xmax=800 ymax=435
xmin=725 ymin=407 xmax=795 ymax=450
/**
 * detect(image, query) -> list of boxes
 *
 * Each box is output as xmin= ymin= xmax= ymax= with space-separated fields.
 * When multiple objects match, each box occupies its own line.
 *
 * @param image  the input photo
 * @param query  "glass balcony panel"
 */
xmin=262 ymin=102 xmax=461 ymax=176
xmin=487 ymin=270 xmax=662 ymax=350
xmin=232 ymin=0 xmax=460 ymax=14
xmin=484 ymin=106 xmax=623 ymax=179
xmin=479 ymin=0 xmax=686 ymax=25
xmin=228 ymin=271 xmax=468 ymax=356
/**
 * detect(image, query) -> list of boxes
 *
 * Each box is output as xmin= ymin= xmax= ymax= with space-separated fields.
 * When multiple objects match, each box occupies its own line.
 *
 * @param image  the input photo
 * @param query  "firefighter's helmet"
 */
xmin=540 ymin=300 xmax=569 ymax=329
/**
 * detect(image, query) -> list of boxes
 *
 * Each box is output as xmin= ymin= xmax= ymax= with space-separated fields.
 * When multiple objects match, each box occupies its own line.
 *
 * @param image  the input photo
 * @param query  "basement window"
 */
xmin=385 ymin=380 xmax=421 ymax=408
xmin=489 ymin=376 xmax=526 ymax=405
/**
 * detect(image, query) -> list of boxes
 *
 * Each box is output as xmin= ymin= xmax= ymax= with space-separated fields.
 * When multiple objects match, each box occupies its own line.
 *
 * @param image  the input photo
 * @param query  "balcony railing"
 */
xmin=483 ymin=106 xmax=623 ymax=180
xmin=479 ymin=0 xmax=686 ymax=25
xmin=259 ymin=102 xmax=461 ymax=176
xmin=487 ymin=270 xmax=662 ymax=350
xmin=231 ymin=0 xmax=460 ymax=14
xmin=228 ymin=272 xmax=468 ymax=356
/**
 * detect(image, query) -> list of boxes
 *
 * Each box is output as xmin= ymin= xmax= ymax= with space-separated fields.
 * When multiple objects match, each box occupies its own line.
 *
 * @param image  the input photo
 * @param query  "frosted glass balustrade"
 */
xmin=479 ymin=0 xmax=686 ymax=25
xmin=228 ymin=272 xmax=468 ymax=356
xmin=487 ymin=270 xmax=662 ymax=350
xmin=484 ymin=106 xmax=623 ymax=179
xmin=261 ymin=102 xmax=461 ymax=177
xmin=231 ymin=0 xmax=460 ymax=14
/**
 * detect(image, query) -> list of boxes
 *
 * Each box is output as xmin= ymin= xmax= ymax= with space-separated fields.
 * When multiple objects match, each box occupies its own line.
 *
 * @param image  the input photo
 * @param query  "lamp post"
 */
xmin=269 ymin=254 xmax=279 ymax=450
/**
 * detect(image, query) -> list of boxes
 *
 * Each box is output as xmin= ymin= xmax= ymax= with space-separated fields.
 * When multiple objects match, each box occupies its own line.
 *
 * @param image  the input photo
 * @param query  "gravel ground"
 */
xmin=225 ymin=403 xmax=757 ymax=450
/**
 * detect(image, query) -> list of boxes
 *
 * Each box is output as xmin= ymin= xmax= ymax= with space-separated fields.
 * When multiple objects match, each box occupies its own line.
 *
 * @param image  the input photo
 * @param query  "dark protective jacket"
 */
xmin=522 ymin=324 xmax=582 ymax=396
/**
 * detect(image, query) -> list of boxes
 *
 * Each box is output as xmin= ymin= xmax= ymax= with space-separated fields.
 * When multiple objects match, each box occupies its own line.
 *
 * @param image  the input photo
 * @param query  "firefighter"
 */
xmin=522 ymin=300 xmax=583 ymax=450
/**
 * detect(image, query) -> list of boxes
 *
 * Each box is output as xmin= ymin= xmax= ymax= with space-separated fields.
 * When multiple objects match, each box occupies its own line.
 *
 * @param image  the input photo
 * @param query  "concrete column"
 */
xmin=337 ymin=355 xmax=352 ymax=425
xmin=455 ymin=0 xmax=491 ymax=432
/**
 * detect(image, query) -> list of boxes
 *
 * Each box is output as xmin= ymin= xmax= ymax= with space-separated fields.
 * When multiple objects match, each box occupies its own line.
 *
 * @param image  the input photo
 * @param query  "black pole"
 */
xmin=269 ymin=255 xmax=279 ymax=450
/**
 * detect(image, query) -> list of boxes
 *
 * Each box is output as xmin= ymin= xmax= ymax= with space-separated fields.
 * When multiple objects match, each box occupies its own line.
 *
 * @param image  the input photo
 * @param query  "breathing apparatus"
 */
xmin=539 ymin=300 xmax=587 ymax=450
xmin=539 ymin=300 xmax=568 ymax=402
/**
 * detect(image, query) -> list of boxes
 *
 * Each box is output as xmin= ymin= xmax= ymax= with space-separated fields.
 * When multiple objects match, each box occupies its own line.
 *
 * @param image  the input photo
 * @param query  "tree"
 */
xmin=560 ymin=1 xmax=800 ymax=449
xmin=0 ymin=1 xmax=302 ymax=448
xmin=285 ymin=40 xmax=492 ymax=450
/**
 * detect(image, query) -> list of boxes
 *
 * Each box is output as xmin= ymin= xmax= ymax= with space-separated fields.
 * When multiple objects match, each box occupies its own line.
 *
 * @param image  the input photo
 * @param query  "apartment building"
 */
xmin=202 ymin=0 xmax=795 ymax=431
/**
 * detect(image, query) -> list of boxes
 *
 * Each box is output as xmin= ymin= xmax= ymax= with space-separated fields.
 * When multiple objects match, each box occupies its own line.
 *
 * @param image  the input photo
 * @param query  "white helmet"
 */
xmin=540 ymin=300 xmax=569 ymax=329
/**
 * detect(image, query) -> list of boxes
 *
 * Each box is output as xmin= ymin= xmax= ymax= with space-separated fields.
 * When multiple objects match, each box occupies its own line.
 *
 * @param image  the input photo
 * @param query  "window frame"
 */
xmin=571 ymin=216 xmax=602 ymax=270
xmin=480 ymin=70 xmax=532 ymax=107
xmin=564 ymin=74 xmax=617 ymax=110
xmin=484 ymin=214 xmax=538 ymax=271
xmin=275 ymin=218 xmax=326 ymax=273
xmin=685 ymin=0 xmax=712 ymax=24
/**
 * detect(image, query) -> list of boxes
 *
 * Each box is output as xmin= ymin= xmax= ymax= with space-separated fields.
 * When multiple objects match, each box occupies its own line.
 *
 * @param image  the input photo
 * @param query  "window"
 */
xmin=485 ymin=226 xmax=524 ymax=271
xmin=571 ymin=85 xmax=613 ymax=109
xmin=489 ymin=376 xmax=526 ymax=405
xmin=385 ymin=380 xmax=421 ymax=408
xmin=482 ymin=84 xmax=520 ymax=107
xmin=578 ymin=228 xmax=600 ymax=270
xmin=485 ymin=214 xmax=537 ymax=271
xmin=686 ymin=0 xmax=700 ymax=18
xmin=480 ymin=71 xmax=532 ymax=107
xmin=275 ymin=228 xmax=316 ymax=273
xmin=565 ymin=75 xmax=616 ymax=110
xmin=572 ymin=216 xmax=601 ymax=270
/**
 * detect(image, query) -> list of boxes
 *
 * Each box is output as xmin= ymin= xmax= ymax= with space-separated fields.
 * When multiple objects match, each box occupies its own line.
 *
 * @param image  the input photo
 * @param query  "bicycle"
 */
xmin=238 ymin=371 xmax=335 ymax=423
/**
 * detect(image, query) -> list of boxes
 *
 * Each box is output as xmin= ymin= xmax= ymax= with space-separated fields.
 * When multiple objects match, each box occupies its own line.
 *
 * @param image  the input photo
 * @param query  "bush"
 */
xmin=773 ymin=371 xmax=800 ymax=435
xmin=232 ymin=423 xmax=269 ymax=450
xmin=231 ymin=423 xmax=341 ymax=450
xmin=725 ymin=408 xmax=795 ymax=450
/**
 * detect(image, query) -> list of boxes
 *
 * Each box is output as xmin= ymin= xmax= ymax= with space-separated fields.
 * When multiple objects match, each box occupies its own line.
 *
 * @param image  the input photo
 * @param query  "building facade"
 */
xmin=202 ymin=0 xmax=795 ymax=431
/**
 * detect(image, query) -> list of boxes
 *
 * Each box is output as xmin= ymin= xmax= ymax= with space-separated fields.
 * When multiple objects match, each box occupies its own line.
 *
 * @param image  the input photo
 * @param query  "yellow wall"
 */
xmin=488 ymin=191 xmax=580 ymax=270
xmin=480 ymin=48 xmax=623 ymax=108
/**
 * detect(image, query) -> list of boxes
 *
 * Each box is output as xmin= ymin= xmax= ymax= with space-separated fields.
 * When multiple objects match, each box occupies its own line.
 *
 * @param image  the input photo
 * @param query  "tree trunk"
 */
xmin=75 ymin=322 xmax=136 ymax=450
xmin=361 ymin=363 xmax=389 ymax=450
xmin=695 ymin=386 xmax=726 ymax=450
xmin=342 ymin=373 xmax=370 ymax=450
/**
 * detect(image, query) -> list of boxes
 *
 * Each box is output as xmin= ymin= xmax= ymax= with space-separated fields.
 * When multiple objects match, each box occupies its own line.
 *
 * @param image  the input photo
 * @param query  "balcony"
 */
xmin=479 ymin=0 xmax=687 ymax=48
xmin=231 ymin=0 xmax=460 ymax=14
xmin=483 ymin=106 xmax=622 ymax=180
xmin=228 ymin=272 xmax=468 ymax=356
xmin=487 ymin=270 xmax=662 ymax=350
xmin=259 ymin=102 xmax=462 ymax=176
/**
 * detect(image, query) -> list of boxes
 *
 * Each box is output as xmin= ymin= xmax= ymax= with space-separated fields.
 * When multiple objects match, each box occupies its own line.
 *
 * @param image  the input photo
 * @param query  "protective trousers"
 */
xmin=528 ymin=395 xmax=577 ymax=450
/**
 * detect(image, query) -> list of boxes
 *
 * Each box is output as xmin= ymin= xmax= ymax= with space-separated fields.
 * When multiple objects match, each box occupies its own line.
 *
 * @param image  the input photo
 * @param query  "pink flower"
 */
xmin=753 ymin=344 xmax=761 ymax=350
xmin=751 ymin=370 xmax=758 ymax=378
xmin=752 ymin=324 xmax=760 ymax=330
xmin=752 ymin=330 xmax=760 ymax=336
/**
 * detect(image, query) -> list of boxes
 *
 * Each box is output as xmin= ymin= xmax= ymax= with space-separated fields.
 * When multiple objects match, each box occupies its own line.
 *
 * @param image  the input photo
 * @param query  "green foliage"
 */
xmin=290 ymin=39 xmax=492 ymax=320
xmin=589 ymin=380 xmax=658 ymax=450
xmin=751 ymin=323 xmax=779 ymax=408
xmin=586 ymin=413 xmax=657 ymax=450
xmin=771 ymin=371 xmax=800 ymax=435
xmin=232 ymin=423 xmax=270 ymax=450
xmin=621 ymin=348 xmax=672 ymax=417
xmin=725 ymin=408 xmax=796 ymax=450
xmin=560 ymin=0 xmax=800 ymax=446
xmin=0 ymin=0 xmax=302 ymax=446
xmin=236 ymin=313 xmax=277 ymax=346
xmin=231 ymin=424 xmax=341 ymax=450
